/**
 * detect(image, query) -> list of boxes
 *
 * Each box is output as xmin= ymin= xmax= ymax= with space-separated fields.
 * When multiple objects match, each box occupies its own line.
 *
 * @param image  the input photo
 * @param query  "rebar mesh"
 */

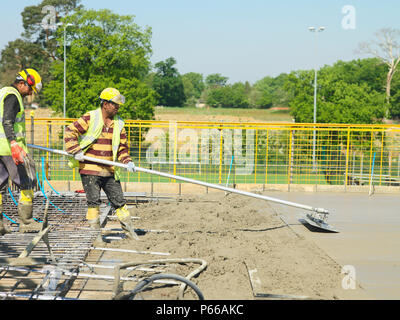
xmin=0 ymin=191 xmax=105 ymax=299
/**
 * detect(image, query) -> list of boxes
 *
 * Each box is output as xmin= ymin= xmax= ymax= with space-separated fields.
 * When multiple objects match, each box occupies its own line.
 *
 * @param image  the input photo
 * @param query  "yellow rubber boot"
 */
xmin=86 ymin=207 xmax=100 ymax=230
xmin=116 ymin=205 xmax=139 ymax=240
xmin=18 ymin=190 xmax=42 ymax=233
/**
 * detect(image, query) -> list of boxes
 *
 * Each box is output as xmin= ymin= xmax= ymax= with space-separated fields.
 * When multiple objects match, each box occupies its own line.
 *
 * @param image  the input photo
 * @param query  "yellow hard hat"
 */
xmin=17 ymin=68 xmax=42 ymax=93
xmin=99 ymin=88 xmax=125 ymax=105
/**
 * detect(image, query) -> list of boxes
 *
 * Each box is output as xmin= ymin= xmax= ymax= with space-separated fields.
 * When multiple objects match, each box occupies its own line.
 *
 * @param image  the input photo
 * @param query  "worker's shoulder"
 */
xmin=77 ymin=111 xmax=91 ymax=122
xmin=4 ymin=92 xmax=19 ymax=104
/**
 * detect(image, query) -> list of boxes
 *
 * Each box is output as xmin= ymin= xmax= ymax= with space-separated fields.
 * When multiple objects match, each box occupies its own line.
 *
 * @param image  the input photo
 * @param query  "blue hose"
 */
xmin=36 ymin=171 xmax=68 ymax=215
xmin=41 ymin=156 xmax=61 ymax=196
xmin=2 ymin=212 xmax=18 ymax=225
xmin=1 ymin=155 xmax=71 ymax=225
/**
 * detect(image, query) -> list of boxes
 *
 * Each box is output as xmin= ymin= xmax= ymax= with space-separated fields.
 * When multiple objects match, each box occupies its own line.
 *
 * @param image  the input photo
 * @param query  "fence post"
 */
xmin=368 ymin=131 xmax=374 ymax=183
xmin=46 ymin=121 xmax=50 ymax=180
xmin=219 ymin=128 xmax=223 ymax=184
xmin=138 ymin=123 xmax=142 ymax=183
xmin=127 ymin=122 xmax=131 ymax=183
xmin=398 ymin=154 xmax=400 ymax=177
xmin=369 ymin=152 xmax=376 ymax=196
xmin=344 ymin=128 xmax=351 ymax=190
xmin=360 ymin=153 xmax=364 ymax=176
xmin=30 ymin=111 xmax=35 ymax=145
xmin=379 ymin=130 xmax=385 ymax=186
xmin=254 ymin=129 xmax=258 ymax=184
xmin=30 ymin=111 xmax=35 ymax=168
xmin=288 ymin=129 xmax=293 ymax=191
xmin=264 ymin=129 xmax=269 ymax=187
xmin=30 ymin=111 xmax=38 ymax=190
xmin=173 ymin=123 xmax=178 ymax=183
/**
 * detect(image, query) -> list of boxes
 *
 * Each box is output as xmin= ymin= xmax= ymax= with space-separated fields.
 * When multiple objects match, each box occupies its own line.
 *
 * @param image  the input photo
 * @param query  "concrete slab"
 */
xmin=263 ymin=191 xmax=400 ymax=300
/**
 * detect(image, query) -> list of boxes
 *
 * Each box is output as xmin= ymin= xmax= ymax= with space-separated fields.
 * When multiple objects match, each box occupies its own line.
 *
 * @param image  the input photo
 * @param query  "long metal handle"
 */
xmin=28 ymin=144 xmax=329 ymax=214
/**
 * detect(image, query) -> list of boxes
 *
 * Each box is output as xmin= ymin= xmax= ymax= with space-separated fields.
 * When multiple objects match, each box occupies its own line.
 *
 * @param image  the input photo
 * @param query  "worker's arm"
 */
xmin=3 ymin=94 xmax=27 ymax=164
xmin=64 ymin=112 xmax=90 ymax=154
xmin=117 ymin=127 xmax=132 ymax=164
xmin=2 ymin=94 xmax=20 ymax=143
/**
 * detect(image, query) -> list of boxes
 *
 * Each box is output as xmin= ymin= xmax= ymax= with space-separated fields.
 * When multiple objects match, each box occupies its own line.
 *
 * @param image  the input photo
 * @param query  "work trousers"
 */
xmin=80 ymin=174 xmax=126 ymax=210
xmin=0 ymin=155 xmax=37 ymax=192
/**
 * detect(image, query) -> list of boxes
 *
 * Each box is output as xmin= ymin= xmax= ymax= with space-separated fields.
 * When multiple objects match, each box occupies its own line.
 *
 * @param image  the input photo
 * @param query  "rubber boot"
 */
xmin=0 ymin=196 xmax=10 ymax=236
xmin=116 ymin=205 xmax=139 ymax=240
xmin=0 ymin=211 xmax=10 ymax=236
xmin=86 ymin=207 xmax=100 ymax=230
xmin=18 ymin=203 xmax=42 ymax=233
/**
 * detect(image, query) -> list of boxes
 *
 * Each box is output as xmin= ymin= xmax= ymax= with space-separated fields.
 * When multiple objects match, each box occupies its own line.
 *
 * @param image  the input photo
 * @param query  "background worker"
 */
xmin=0 ymin=68 xmax=43 ymax=235
xmin=64 ymin=87 xmax=138 ymax=240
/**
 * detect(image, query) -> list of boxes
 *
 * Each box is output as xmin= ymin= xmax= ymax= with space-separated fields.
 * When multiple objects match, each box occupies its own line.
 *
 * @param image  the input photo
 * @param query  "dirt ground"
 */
xmin=78 ymin=191 xmax=372 ymax=300
xmin=154 ymin=112 xmax=270 ymax=123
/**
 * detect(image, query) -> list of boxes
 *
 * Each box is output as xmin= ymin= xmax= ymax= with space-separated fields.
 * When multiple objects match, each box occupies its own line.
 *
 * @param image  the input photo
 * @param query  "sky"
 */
xmin=1 ymin=0 xmax=400 ymax=84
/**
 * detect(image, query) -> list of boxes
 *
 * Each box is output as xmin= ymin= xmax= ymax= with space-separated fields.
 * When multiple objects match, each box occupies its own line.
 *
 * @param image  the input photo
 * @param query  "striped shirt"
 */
xmin=65 ymin=112 xmax=131 ymax=176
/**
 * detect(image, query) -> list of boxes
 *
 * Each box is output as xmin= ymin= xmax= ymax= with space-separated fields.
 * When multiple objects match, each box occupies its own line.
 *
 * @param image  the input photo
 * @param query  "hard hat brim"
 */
xmin=111 ymin=94 xmax=125 ymax=105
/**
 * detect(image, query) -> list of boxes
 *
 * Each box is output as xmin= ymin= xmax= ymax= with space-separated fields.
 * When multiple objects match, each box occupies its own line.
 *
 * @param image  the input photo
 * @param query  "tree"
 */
xmin=388 ymin=72 xmax=400 ymax=118
xmin=230 ymin=82 xmax=250 ymax=108
xmin=205 ymin=73 xmax=228 ymax=88
xmin=43 ymin=8 xmax=156 ymax=120
xmin=205 ymin=82 xmax=249 ymax=108
xmin=0 ymin=40 xmax=46 ymax=86
xmin=322 ymin=58 xmax=386 ymax=92
xmin=182 ymin=72 xmax=204 ymax=98
xmin=22 ymin=0 xmax=83 ymax=42
xmin=181 ymin=72 xmax=204 ymax=107
xmin=0 ymin=0 xmax=82 ymax=88
xmin=249 ymin=76 xmax=274 ymax=108
xmin=249 ymin=73 xmax=291 ymax=109
xmin=152 ymin=57 xmax=185 ymax=107
xmin=357 ymin=28 xmax=400 ymax=117
xmin=286 ymin=63 xmax=386 ymax=124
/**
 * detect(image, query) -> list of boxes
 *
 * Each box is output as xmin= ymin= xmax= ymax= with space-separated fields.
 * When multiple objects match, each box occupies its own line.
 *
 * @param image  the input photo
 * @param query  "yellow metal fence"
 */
xmin=27 ymin=117 xmax=400 ymax=188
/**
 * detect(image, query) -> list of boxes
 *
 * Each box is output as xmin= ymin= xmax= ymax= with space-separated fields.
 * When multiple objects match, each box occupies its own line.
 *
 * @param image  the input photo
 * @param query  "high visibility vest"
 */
xmin=0 ymin=87 xmax=27 ymax=155
xmin=68 ymin=108 xmax=125 ymax=181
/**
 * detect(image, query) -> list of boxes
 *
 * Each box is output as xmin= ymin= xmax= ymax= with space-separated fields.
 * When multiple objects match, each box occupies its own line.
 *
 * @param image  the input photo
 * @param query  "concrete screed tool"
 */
xmin=28 ymin=144 xmax=339 ymax=233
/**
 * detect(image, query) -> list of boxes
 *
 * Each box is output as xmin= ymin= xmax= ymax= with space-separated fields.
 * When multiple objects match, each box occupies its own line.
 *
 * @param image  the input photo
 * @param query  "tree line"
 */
xmin=1 ymin=0 xmax=399 ymax=125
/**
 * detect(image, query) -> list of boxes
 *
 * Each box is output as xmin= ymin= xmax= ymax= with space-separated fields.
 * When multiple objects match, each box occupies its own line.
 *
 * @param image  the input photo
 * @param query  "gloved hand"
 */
xmin=126 ymin=161 xmax=136 ymax=173
xmin=74 ymin=150 xmax=85 ymax=162
xmin=10 ymin=141 xmax=26 ymax=165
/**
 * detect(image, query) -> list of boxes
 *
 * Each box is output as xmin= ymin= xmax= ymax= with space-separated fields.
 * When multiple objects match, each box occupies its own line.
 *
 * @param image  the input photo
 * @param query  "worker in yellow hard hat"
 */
xmin=65 ymin=88 xmax=139 ymax=240
xmin=0 ymin=68 xmax=43 ymax=235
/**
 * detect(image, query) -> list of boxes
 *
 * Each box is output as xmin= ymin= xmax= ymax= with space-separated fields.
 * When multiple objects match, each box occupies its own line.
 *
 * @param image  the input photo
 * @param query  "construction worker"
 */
xmin=65 ymin=87 xmax=138 ymax=239
xmin=0 ymin=68 xmax=43 ymax=235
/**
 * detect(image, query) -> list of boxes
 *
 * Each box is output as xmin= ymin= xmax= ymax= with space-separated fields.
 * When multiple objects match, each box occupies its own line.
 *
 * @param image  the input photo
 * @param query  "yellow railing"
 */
xmin=26 ymin=116 xmax=400 ymax=188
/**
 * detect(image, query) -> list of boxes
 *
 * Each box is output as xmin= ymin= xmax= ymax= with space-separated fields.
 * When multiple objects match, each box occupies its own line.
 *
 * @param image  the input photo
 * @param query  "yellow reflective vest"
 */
xmin=0 ymin=87 xmax=27 ymax=155
xmin=68 ymin=108 xmax=125 ymax=181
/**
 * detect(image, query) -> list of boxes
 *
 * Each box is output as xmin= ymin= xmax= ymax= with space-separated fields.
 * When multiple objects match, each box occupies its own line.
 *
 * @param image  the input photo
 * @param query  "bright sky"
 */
xmin=2 ymin=0 xmax=400 ymax=84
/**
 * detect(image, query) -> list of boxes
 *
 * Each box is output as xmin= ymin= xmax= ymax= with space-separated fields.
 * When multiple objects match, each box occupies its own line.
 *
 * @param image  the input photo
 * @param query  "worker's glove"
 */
xmin=74 ymin=150 xmax=85 ymax=162
xmin=10 ymin=141 xmax=26 ymax=165
xmin=126 ymin=161 xmax=136 ymax=173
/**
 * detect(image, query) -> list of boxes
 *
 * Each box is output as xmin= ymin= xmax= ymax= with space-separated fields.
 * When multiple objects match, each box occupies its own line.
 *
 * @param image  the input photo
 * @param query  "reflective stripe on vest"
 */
xmin=0 ymin=87 xmax=27 ymax=156
xmin=68 ymin=108 xmax=125 ymax=180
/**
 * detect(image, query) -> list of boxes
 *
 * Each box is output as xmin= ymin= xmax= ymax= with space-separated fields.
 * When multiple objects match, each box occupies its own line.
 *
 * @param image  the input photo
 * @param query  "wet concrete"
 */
xmin=263 ymin=191 xmax=400 ymax=300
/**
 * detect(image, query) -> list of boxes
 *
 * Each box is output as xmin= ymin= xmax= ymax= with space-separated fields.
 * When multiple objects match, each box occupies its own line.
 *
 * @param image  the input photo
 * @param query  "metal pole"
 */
xmin=309 ymin=26 xmax=325 ymax=172
xmin=27 ymin=144 xmax=330 ymax=215
xmin=313 ymin=67 xmax=317 ymax=172
xmin=61 ymin=23 xmax=73 ymax=152
xmin=63 ymin=25 xmax=66 ymax=119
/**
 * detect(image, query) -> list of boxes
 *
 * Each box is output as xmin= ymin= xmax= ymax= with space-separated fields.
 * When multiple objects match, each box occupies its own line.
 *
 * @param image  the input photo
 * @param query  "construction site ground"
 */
xmin=68 ymin=191 xmax=375 ymax=300
xmin=266 ymin=191 xmax=400 ymax=300
xmin=2 ymin=188 xmax=398 ymax=300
